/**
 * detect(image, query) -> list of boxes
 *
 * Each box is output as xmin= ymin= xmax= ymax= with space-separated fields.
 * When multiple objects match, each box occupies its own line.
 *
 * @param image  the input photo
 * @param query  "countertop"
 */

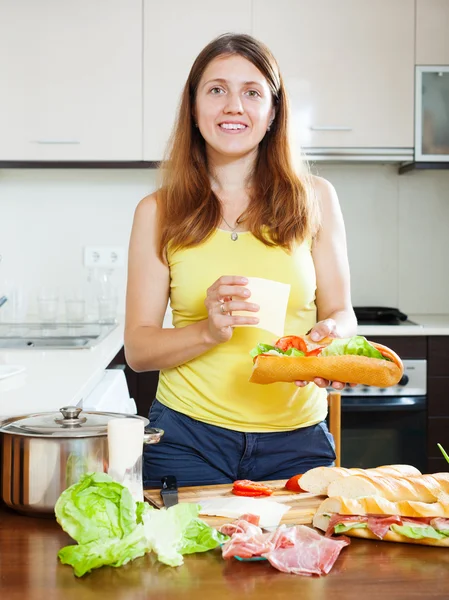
xmin=0 ymin=321 xmax=124 ymax=418
xmin=2 ymin=504 xmax=449 ymax=600
xmin=357 ymin=314 xmax=449 ymax=337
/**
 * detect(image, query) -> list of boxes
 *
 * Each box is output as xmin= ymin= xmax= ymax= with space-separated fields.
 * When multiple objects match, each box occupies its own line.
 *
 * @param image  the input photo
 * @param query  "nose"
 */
xmin=223 ymin=92 xmax=244 ymax=114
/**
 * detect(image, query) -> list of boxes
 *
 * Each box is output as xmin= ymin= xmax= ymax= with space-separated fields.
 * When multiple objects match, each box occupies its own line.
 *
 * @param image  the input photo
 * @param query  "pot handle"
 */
xmin=143 ymin=427 xmax=164 ymax=445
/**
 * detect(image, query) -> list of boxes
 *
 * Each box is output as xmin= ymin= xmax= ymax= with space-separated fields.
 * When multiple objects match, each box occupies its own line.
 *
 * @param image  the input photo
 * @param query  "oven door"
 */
xmin=340 ymin=396 xmax=427 ymax=472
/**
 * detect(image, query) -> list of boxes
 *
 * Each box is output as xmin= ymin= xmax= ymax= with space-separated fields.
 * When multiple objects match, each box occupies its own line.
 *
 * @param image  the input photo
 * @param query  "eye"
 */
xmin=210 ymin=86 xmax=224 ymax=95
xmin=246 ymin=89 xmax=261 ymax=98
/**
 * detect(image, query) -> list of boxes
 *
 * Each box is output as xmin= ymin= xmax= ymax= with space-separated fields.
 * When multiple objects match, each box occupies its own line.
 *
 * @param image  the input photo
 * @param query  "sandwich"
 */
xmin=249 ymin=335 xmax=403 ymax=387
xmin=299 ymin=464 xmax=422 ymax=496
xmin=313 ymin=495 xmax=449 ymax=547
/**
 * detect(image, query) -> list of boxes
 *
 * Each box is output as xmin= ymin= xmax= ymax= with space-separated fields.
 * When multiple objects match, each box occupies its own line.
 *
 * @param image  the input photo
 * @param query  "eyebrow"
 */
xmin=202 ymin=78 xmax=264 ymax=88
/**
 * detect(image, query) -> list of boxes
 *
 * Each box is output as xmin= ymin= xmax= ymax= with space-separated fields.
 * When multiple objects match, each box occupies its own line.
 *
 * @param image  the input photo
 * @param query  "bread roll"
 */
xmin=299 ymin=464 xmax=422 ymax=496
xmin=327 ymin=473 xmax=449 ymax=503
xmin=249 ymin=353 xmax=403 ymax=387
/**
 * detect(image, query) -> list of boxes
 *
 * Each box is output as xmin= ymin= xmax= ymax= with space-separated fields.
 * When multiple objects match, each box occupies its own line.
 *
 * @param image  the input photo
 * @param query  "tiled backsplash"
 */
xmin=1 ymin=164 xmax=448 ymax=319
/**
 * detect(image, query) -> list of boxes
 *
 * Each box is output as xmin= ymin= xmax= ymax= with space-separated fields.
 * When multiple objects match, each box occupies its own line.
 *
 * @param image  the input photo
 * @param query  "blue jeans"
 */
xmin=143 ymin=400 xmax=336 ymax=488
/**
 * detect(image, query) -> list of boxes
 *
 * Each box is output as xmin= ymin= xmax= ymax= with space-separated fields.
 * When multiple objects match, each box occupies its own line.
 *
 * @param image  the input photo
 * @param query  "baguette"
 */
xmin=299 ymin=464 xmax=422 ymax=496
xmin=327 ymin=473 xmax=449 ymax=503
xmin=249 ymin=342 xmax=403 ymax=387
xmin=313 ymin=496 xmax=449 ymax=548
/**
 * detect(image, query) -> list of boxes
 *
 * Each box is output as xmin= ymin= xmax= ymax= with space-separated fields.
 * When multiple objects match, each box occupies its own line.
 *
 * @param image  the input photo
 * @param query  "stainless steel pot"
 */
xmin=0 ymin=406 xmax=163 ymax=515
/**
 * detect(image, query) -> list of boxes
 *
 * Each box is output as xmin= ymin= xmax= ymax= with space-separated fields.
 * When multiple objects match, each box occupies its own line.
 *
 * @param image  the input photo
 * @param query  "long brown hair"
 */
xmin=157 ymin=33 xmax=320 ymax=259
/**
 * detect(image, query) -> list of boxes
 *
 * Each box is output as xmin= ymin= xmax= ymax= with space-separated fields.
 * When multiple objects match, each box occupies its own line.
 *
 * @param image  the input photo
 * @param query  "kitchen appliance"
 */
xmin=354 ymin=306 xmax=421 ymax=327
xmin=338 ymin=359 xmax=427 ymax=471
xmin=0 ymin=406 xmax=164 ymax=515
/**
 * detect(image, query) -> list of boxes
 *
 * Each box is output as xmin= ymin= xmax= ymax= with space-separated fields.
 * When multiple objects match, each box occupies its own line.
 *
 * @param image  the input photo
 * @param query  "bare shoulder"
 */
xmin=134 ymin=191 xmax=159 ymax=221
xmin=308 ymin=175 xmax=339 ymax=210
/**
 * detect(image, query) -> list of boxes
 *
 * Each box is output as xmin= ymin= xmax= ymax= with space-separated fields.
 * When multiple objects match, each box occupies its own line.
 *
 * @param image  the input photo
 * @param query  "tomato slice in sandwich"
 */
xmin=285 ymin=474 xmax=307 ymax=492
xmin=274 ymin=336 xmax=307 ymax=354
xmin=232 ymin=480 xmax=274 ymax=496
xmin=306 ymin=347 xmax=324 ymax=357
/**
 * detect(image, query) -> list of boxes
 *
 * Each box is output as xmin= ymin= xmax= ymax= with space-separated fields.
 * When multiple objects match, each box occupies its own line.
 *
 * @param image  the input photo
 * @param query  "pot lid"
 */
xmin=0 ymin=406 xmax=149 ymax=438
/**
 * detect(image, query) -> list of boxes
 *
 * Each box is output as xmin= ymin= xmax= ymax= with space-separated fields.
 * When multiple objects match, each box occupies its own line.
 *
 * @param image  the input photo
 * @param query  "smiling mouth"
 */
xmin=218 ymin=123 xmax=248 ymax=132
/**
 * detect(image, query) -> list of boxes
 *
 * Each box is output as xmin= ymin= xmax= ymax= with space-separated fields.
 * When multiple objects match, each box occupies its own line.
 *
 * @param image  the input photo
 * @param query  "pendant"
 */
xmin=231 ymin=232 xmax=238 ymax=241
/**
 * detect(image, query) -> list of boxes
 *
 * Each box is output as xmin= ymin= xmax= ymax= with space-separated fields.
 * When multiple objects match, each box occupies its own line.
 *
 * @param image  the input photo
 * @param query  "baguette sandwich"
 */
xmin=300 ymin=464 xmax=422 ymax=496
xmin=249 ymin=335 xmax=403 ymax=387
xmin=313 ymin=495 xmax=449 ymax=547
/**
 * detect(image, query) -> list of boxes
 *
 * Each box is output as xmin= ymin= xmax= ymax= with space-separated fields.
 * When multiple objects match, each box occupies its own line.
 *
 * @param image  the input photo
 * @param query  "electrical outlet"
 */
xmin=84 ymin=246 xmax=125 ymax=268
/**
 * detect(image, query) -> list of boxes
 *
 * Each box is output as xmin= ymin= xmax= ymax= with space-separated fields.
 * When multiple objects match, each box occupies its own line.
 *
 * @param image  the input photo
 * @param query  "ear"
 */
xmin=269 ymin=106 xmax=275 ymax=126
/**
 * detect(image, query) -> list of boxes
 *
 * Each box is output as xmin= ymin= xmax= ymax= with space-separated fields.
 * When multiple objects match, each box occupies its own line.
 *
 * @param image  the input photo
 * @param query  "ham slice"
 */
xmin=264 ymin=526 xmax=350 ymax=576
xmin=431 ymin=518 xmax=449 ymax=532
xmin=220 ymin=516 xmax=350 ymax=575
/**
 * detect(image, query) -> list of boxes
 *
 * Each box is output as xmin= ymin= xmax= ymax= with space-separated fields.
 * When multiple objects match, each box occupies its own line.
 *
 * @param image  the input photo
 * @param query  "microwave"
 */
xmin=415 ymin=66 xmax=449 ymax=162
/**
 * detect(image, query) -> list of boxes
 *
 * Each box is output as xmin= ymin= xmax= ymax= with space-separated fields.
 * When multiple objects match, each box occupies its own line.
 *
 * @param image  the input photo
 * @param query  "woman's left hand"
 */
xmin=294 ymin=318 xmax=351 ymax=390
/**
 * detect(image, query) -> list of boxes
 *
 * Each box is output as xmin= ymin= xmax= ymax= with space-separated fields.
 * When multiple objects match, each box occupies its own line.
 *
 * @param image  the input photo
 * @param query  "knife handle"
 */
xmin=161 ymin=475 xmax=178 ymax=491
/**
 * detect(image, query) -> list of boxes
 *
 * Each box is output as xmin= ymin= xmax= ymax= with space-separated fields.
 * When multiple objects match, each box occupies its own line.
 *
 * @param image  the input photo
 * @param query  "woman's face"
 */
xmin=195 ymin=54 xmax=275 ymax=160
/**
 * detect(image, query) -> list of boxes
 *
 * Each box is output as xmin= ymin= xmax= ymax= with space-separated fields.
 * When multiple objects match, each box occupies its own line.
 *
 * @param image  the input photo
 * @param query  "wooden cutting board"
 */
xmin=144 ymin=480 xmax=325 ymax=527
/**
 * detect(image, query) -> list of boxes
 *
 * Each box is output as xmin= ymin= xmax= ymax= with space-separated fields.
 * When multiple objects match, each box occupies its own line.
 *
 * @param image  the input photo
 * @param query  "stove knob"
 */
xmin=398 ymin=374 xmax=409 ymax=386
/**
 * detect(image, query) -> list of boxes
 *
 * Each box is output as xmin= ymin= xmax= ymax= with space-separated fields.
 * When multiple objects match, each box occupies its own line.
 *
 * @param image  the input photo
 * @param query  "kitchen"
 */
xmin=1 ymin=0 xmax=449 ymax=597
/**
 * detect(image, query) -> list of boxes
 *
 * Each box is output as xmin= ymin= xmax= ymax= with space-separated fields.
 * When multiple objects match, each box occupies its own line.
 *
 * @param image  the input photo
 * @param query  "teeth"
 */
xmin=220 ymin=123 xmax=246 ymax=130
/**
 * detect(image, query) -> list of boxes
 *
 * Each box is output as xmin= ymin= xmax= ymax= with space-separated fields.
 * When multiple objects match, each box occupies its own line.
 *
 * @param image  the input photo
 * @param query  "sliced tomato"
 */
xmin=285 ymin=474 xmax=307 ymax=493
xmin=232 ymin=480 xmax=274 ymax=496
xmin=274 ymin=335 xmax=307 ymax=353
xmin=232 ymin=489 xmax=272 ymax=497
xmin=306 ymin=347 xmax=324 ymax=357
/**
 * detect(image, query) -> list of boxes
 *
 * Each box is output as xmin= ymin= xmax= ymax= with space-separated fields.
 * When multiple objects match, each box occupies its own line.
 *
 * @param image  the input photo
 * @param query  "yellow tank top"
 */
xmin=157 ymin=228 xmax=327 ymax=432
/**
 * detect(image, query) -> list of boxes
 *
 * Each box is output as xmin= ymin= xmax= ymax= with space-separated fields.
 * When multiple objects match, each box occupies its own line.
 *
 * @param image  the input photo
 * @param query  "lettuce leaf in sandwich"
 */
xmin=320 ymin=336 xmax=392 ymax=361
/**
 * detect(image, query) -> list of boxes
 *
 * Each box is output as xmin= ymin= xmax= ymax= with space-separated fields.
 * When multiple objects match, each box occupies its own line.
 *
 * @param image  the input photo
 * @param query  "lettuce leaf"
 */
xmin=141 ymin=503 xmax=228 ymax=567
xmin=334 ymin=522 xmax=368 ymax=534
xmin=55 ymin=472 xmax=141 ymax=545
xmin=437 ymin=443 xmax=449 ymax=464
xmin=55 ymin=474 xmax=228 ymax=576
xmin=391 ymin=524 xmax=446 ymax=540
xmin=58 ymin=524 xmax=152 ymax=577
xmin=249 ymin=343 xmax=304 ymax=358
xmin=320 ymin=336 xmax=390 ymax=361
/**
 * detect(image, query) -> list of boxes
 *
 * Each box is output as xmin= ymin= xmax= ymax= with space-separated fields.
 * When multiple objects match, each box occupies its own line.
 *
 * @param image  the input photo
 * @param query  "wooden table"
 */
xmin=2 ymin=503 xmax=449 ymax=600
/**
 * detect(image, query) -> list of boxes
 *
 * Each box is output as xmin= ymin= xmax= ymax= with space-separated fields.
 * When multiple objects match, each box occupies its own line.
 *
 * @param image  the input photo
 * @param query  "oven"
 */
xmin=338 ymin=359 xmax=427 ymax=472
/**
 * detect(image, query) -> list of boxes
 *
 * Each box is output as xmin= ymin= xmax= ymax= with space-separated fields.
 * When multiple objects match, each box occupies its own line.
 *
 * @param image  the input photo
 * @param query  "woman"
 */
xmin=125 ymin=33 xmax=357 ymax=487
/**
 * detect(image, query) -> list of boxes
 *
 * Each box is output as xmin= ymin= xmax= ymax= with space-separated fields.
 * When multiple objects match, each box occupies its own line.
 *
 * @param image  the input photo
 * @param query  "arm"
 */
xmin=124 ymin=194 xmax=259 ymax=372
xmin=311 ymin=176 xmax=357 ymax=339
xmin=124 ymin=194 xmax=215 ymax=372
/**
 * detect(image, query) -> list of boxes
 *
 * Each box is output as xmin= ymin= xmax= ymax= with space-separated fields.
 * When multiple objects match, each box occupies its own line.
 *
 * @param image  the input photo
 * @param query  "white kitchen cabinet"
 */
xmin=143 ymin=0 xmax=252 ymax=161
xmin=0 ymin=1 xmax=142 ymax=161
xmin=253 ymin=0 xmax=415 ymax=150
xmin=416 ymin=0 xmax=449 ymax=65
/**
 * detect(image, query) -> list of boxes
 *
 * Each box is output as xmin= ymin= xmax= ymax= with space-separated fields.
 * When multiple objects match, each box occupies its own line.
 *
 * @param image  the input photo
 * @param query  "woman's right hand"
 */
xmin=203 ymin=276 xmax=260 ymax=344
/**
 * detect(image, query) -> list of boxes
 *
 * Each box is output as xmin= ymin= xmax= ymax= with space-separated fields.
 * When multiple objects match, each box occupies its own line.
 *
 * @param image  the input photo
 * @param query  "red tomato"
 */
xmin=285 ymin=474 xmax=307 ymax=493
xmin=232 ymin=489 xmax=272 ymax=497
xmin=274 ymin=336 xmax=307 ymax=353
xmin=306 ymin=347 xmax=324 ymax=357
xmin=232 ymin=480 xmax=274 ymax=496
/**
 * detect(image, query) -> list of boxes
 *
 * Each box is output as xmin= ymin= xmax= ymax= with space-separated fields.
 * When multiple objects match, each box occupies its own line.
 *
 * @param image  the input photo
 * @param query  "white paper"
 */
xmin=198 ymin=496 xmax=291 ymax=528
xmin=233 ymin=277 xmax=290 ymax=337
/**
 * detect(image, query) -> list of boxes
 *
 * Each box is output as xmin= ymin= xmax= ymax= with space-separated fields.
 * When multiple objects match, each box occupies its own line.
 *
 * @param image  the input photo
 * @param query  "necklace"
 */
xmin=221 ymin=215 xmax=241 ymax=241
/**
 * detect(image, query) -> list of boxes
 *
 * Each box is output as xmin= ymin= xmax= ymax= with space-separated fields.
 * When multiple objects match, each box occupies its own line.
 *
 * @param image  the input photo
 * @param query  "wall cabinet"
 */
xmin=0 ymin=1 xmax=142 ymax=161
xmin=143 ymin=0 xmax=252 ymax=161
xmin=253 ymin=0 xmax=415 ymax=150
xmin=416 ymin=0 xmax=449 ymax=65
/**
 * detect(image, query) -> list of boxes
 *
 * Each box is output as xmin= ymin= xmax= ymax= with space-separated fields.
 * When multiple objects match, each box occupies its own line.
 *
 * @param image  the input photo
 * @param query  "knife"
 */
xmin=160 ymin=475 xmax=178 ymax=508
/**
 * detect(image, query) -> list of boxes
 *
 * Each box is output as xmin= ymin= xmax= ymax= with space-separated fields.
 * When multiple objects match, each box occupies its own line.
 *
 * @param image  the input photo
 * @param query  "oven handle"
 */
xmin=341 ymin=396 xmax=426 ymax=412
